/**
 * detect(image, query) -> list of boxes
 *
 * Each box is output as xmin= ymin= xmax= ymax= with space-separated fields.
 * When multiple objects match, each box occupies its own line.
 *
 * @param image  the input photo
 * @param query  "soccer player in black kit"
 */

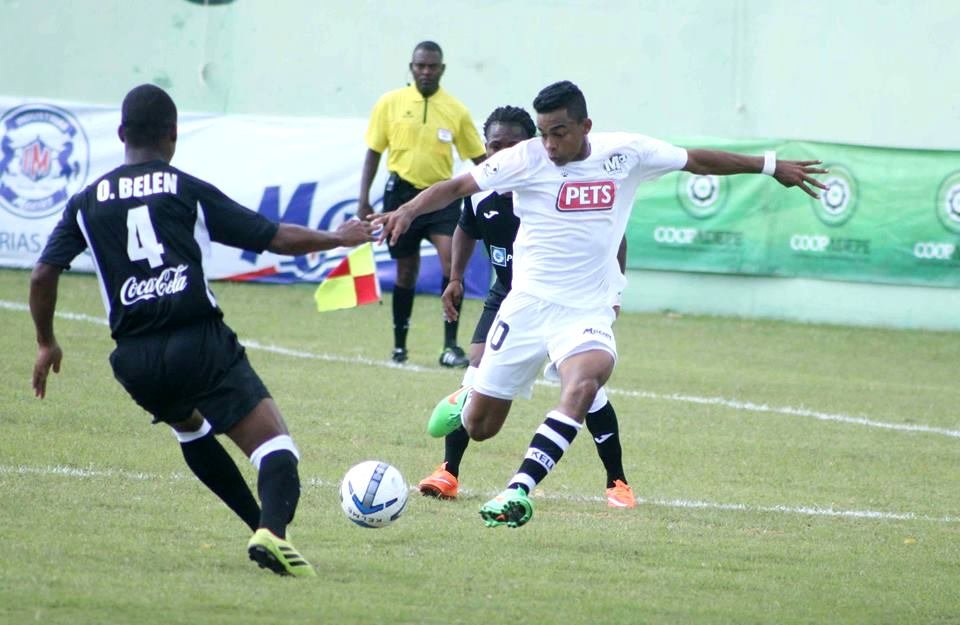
xmin=29 ymin=84 xmax=373 ymax=577
xmin=416 ymin=106 xmax=636 ymax=509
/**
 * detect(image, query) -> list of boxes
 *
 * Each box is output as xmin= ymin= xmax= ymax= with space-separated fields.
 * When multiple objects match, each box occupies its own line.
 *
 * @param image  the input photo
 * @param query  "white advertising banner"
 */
xmin=0 ymin=95 xmax=489 ymax=295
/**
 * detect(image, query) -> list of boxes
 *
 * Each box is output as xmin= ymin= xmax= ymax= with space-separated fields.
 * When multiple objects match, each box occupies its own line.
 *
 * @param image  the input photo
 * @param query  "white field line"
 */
xmin=4 ymin=299 xmax=959 ymax=439
xmin=2 ymin=463 xmax=958 ymax=524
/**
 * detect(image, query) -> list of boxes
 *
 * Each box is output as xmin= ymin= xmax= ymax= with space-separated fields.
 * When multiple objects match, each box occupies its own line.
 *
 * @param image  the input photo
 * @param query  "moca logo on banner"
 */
xmin=811 ymin=164 xmax=857 ymax=226
xmin=935 ymin=170 xmax=960 ymax=235
xmin=0 ymin=104 xmax=90 ymax=219
xmin=676 ymin=172 xmax=728 ymax=219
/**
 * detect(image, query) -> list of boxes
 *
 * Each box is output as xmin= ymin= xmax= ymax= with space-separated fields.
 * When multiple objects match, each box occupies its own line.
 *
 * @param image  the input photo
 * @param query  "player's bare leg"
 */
xmin=555 ymin=349 xmax=615 ymax=423
xmin=462 ymin=392 xmax=512 ymax=441
xmin=481 ymin=349 xmax=615 ymax=528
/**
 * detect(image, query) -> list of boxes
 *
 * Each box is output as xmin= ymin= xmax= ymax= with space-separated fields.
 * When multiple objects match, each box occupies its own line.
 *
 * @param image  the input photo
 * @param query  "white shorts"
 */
xmin=473 ymin=291 xmax=618 ymax=400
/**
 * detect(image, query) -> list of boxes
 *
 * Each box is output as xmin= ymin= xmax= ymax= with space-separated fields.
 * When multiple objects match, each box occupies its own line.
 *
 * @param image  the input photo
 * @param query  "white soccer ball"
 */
xmin=339 ymin=460 xmax=408 ymax=528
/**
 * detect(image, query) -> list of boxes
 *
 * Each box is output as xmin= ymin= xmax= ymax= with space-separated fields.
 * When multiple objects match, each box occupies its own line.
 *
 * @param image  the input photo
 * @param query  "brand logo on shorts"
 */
xmin=120 ymin=264 xmax=189 ymax=306
xmin=582 ymin=327 xmax=613 ymax=340
xmin=0 ymin=104 xmax=90 ymax=219
xmin=556 ymin=181 xmax=615 ymax=211
xmin=811 ymin=164 xmax=858 ymax=226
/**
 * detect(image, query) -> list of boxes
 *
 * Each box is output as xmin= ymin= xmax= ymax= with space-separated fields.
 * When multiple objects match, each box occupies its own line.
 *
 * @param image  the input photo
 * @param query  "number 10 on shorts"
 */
xmin=489 ymin=320 xmax=509 ymax=351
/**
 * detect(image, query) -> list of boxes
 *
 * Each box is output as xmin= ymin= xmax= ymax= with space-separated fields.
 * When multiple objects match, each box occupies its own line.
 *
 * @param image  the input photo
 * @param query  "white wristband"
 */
xmin=761 ymin=150 xmax=777 ymax=176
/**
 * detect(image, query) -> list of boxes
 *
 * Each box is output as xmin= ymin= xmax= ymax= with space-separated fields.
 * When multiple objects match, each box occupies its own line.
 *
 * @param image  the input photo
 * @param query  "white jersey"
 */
xmin=470 ymin=132 xmax=687 ymax=307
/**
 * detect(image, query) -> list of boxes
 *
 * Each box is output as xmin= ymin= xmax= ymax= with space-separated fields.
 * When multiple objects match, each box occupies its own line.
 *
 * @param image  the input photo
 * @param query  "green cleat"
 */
xmin=479 ymin=488 xmax=534 ymax=528
xmin=427 ymin=386 xmax=470 ymax=438
xmin=247 ymin=528 xmax=316 ymax=577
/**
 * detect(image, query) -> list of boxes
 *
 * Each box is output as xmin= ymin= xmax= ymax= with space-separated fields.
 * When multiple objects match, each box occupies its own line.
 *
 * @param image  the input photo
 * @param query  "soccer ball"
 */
xmin=339 ymin=460 xmax=408 ymax=528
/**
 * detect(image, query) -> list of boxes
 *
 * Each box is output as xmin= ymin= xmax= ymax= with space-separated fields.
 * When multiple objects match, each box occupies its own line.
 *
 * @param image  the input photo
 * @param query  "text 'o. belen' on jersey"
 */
xmin=95 ymin=171 xmax=179 ymax=202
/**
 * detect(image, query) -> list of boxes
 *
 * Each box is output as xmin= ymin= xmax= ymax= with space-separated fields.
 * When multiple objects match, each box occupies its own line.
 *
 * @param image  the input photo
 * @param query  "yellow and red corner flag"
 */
xmin=314 ymin=243 xmax=381 ymax=312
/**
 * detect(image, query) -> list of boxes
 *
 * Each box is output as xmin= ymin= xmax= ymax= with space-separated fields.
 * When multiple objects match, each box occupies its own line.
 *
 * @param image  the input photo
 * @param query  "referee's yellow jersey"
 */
xmin=365 ymin=85 xmax=486 ymax=190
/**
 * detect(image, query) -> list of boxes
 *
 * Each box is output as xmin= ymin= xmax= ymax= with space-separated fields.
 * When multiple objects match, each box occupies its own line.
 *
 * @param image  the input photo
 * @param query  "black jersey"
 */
xmin=39 ymin=160 xmax=278 ymax=339
xmin=460 ymin=190 xmax=519 ymax=289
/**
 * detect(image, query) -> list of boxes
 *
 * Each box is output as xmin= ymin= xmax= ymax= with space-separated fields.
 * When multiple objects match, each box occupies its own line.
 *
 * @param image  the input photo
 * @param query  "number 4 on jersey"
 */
xmin=126 ymin=205 xmax=166 ymax=268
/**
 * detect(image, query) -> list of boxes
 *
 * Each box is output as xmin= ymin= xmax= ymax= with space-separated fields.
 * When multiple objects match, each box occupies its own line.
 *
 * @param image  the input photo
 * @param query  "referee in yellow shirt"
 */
xmin=357 ymin=41 xmax=486 ymax=367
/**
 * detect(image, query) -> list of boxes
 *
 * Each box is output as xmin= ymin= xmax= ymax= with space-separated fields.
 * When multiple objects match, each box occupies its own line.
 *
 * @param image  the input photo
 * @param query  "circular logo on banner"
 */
xmin=935 ymin=170 xmax=960 ymax=234
xmin=811 ymin=164 xmax=857 ymax=227
xmin=0 ymin=104 xmax=90 ymax=219
xmin=676 ymin=172 xmax=728 ymax=219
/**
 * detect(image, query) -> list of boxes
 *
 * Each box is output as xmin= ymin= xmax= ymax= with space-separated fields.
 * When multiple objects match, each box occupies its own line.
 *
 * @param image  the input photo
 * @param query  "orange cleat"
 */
xmin=417 ymin=462 xmax=459 ymax=499
xmin=606 ymin=480 xmax=636 ymax=509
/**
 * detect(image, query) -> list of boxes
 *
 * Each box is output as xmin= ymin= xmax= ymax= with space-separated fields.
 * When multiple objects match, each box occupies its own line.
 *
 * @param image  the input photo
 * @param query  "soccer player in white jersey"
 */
xmin=375 ymin=80 xmax=827 ymax=528
xmin=416 ymin=105 xmax=636 ymax=509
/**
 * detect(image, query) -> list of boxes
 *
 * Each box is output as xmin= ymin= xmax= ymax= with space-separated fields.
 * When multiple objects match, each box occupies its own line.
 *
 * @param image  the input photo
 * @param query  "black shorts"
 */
xmin=109 ymin=317 xmax=270 ymax=433
xmin=471 ymin=279 xmax=510 ymax=344
xmin=382 ymin=172 xmax=461 ymax=259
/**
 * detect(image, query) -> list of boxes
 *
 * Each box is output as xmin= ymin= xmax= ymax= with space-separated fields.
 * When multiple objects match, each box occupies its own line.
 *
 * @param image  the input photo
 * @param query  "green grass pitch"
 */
xmin=1 ymin=268 xmax=959 ymax=625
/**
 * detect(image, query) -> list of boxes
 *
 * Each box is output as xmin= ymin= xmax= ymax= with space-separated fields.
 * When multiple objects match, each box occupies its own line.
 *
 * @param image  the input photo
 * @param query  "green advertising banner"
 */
xmin=628 ymin=139 xmax=960 ymax=288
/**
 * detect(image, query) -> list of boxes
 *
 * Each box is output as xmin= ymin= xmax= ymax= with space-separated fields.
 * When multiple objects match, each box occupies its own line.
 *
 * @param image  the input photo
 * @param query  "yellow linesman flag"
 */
xmin=314 ymin=243 xmax=382 ymax=312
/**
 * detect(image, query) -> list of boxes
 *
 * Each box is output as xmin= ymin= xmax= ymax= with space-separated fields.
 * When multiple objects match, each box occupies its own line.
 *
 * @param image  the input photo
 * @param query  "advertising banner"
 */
xmin=630 ymin=138 xmax=960 ymax=287
xmin=0 ymin=96 xmax=490 ymax=296
xmin=6 ymin=96 xmax=958 ymax=292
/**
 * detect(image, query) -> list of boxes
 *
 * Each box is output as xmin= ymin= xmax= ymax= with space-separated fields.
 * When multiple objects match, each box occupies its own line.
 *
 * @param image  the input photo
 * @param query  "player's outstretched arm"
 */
xmin=29 ymin=262 xmax=64 ymax=399
xmin=267 ymin=219 xmax=374 ymax=256
xmin=684 ymin=148 xmax=828 ymax=198
xmin=372 ymin=173 xmax=480 ymax=246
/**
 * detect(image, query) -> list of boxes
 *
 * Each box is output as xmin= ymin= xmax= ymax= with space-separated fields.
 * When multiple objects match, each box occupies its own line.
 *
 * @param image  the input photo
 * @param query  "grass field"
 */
xmin=2 ymin=268 xmax=959 ymax=625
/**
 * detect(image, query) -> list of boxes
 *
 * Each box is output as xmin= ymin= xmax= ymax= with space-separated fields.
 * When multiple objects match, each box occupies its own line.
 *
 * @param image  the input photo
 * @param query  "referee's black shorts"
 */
xmin=382 ymin=172 xmax=461 ymax=259
xmin=471 ymin=278 xmax=510 ymax=344
xmin=109 ymin=317 xmax=270 ymax=433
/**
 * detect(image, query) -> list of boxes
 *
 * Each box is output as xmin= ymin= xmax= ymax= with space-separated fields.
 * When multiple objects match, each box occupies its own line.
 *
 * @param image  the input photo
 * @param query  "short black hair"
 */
xmin=413 ymin=40 xmax=443 ymax=59
xmin=532 ymin=80 xmax=588 ymax=122
xmin=120 ymin=84 xmax=177 ymax=147
xmin=483 ymin=106 xmax=536 ymax=140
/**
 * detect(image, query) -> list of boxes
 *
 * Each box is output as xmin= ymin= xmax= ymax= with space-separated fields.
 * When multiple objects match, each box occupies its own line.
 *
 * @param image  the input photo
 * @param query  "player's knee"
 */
xmin=169 ymin=411 xmax=206 ymax=436
xmin=464 ymin=418 xmax=499 ymax=441
xmin=249 ymin=434 xmax=300 ymax=470
xmin=170 ymin=417 xmax=212 ymax=443
xmin=566 ymin=377 xmax=601 ymax=407
xmin=395 ymin=257 xmax=419 ymax=287
xmin=395 ymin=273 xmax=416 ymax=289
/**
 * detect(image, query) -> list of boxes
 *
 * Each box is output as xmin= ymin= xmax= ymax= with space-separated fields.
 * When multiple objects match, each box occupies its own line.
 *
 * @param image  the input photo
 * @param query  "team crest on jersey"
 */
xmin=556 ymin=181 xmax=615 ymax=211
xmin=0 ymin=104 xmax=90 ymax=219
